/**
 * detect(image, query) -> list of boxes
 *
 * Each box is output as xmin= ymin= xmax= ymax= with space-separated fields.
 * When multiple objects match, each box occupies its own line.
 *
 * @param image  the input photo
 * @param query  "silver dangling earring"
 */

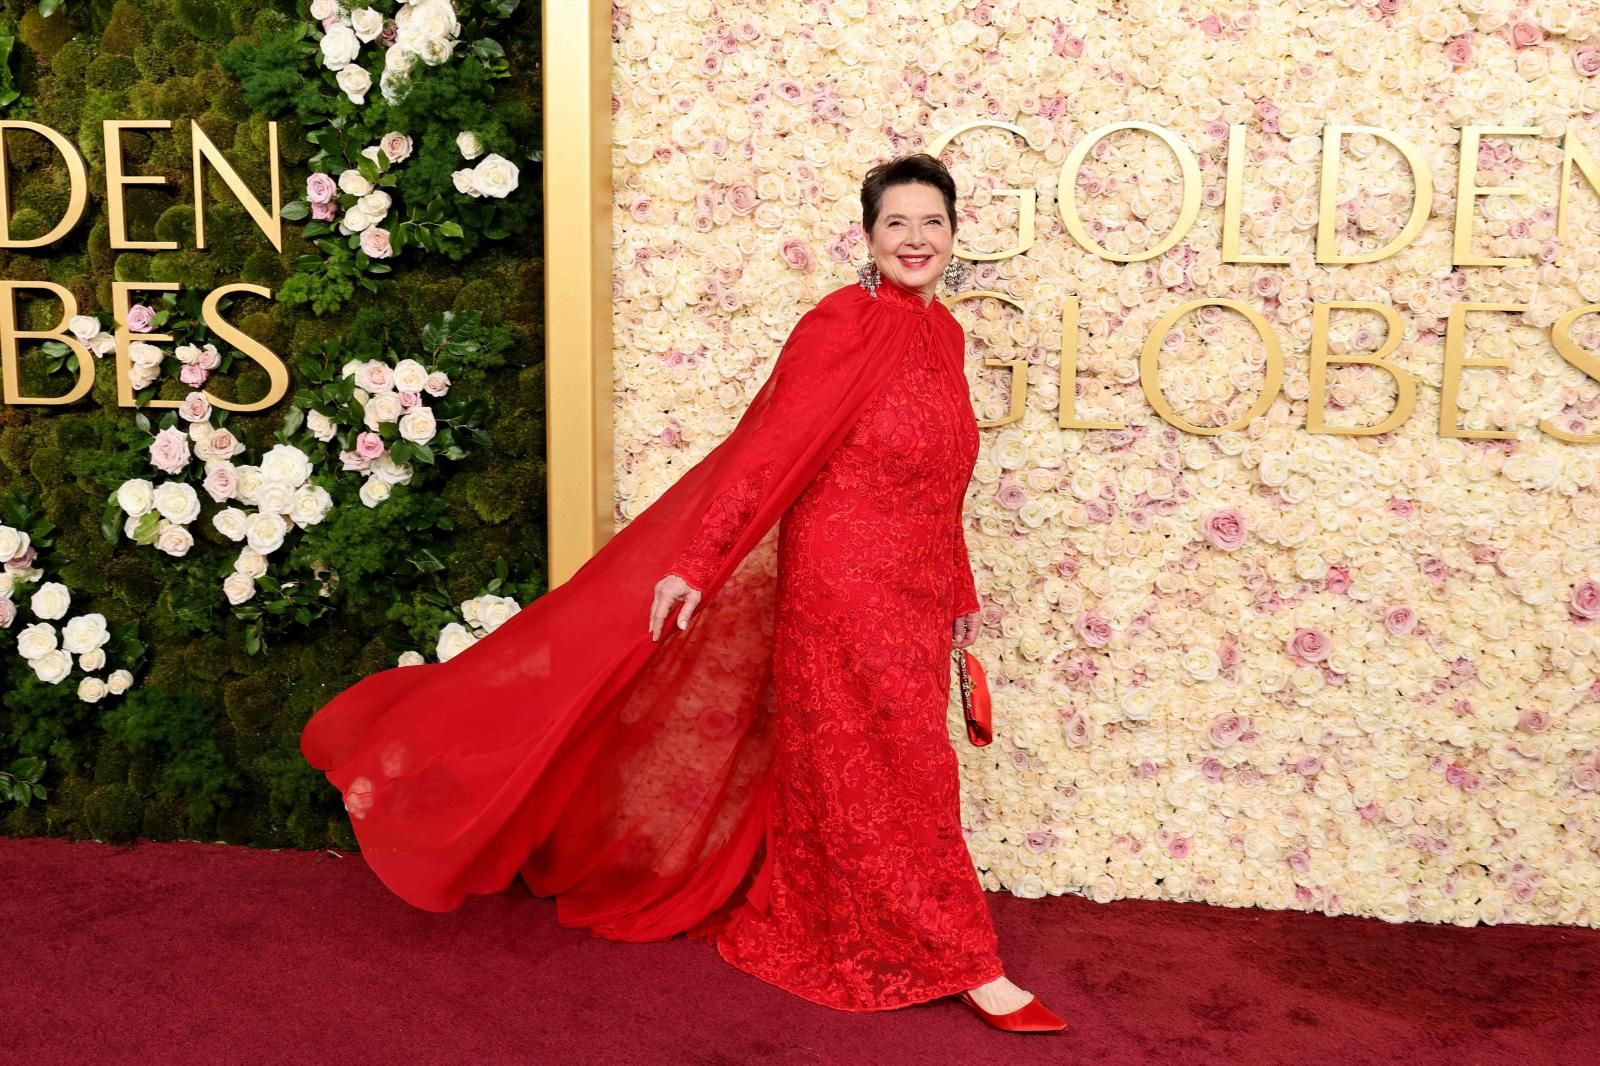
xmin=942 ymin=255 xmax=969 ymax=292
xmin=856 ymin=258 xmax=881 ymax=298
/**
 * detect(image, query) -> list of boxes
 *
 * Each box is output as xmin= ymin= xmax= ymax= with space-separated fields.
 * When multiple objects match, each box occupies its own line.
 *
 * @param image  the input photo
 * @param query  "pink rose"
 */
xmin=1377 ymin=0 xmax=1400 ymax=13
xmin=339 ymin=449 xmax=372 ymax=472
xmin=1510 ymin=21 xmax=1542 ymax=49
xmin=1288 ymin=627 xmax=1331 ymax=662
xmin=0 ymin=597 xmax=13 ymax=629
xmin=1201 ymin=757 xmax=1224 ymax=781
xmin=1577 ymin=45 xmax=1600 ymax=77
xmin=423 ymin=371 xmax=450 ymax=397
xmin=4 ymin=546 xmax=35 ymax=572
xmin=312 ymin=200 xmax=336 ymax=222
xmin=1075 ymin=612 xmax=1113 ymax=648
xmin=355 ymin=431 xmax=386 ymax=460
xmin=1573 ymin=766 xmax=1600 ymax=791
xmin=1198 ymin=14 xmax=1222 ymax=37
xmin=1167 ymin=836 xmax=1190 ymax=859
xmin=1287 ymin=850 xmax=1310 ymax=874
xmin=1024 ymin=830 xmax=1054 ymax=853
xmin=379 ymin=131 xmax=413 ymax=163
xmin=360 ymin=227 xmax=393 ymax=259
xmin=1202 ymin=508 xmax=1247 ymax=551
xmin=1324 ymin=566 xmax=1351 ymax=594
xmin=1208 ymin=713 xmax=1245 ymax=747
xmin=306 ymin=172 xmax=337 ymax=205
xmin=1445 ymin=35 xmax=1474 ymax=66
xmin=356 ymin=361 xmax=394 ymax=393
xmin=1383 ymin=606 xmax=1417 ymax=636
xmin=125 ymin=304 xmax=156 ymax=333
xmin=203 ymin=464 xmax=237 ymax=503
xmin=179 ymin=363 xmax=209 ymax=387
xmin=728 ymin=183 xmax=757 ymax=213
xmin=398 ymin=390 xmax=421 ymax=410
xmin=1517 ymin=707 xmax=1550 ymax=733
xmin=1386 ymin=497 xmax=1415 ymax=517
xmin=1570 ymin=579 xmax=1600 ymax=619
xmin=178 ymin=390 xmax=211 ymax=424
xmin=996 ymin=478 xmax=1028 ymax=511
xmin=149 ymin=426 xmax=191 ymax=474
xmin=780 ymin=239 xmax=814 ymax=271
xmin=197 ymin=343 xmax=221 ymax=371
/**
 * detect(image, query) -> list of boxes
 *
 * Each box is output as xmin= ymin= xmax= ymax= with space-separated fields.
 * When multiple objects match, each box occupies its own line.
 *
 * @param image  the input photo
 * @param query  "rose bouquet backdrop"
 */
xmin=610 ymin=0 xmax=1600 ymax=927
xmin=0 ymin=0 xmax=541 ymax=848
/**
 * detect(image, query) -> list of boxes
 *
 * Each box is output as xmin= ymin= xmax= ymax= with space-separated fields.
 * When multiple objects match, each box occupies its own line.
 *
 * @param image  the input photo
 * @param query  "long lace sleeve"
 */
xmin=951 ymin=514 xmax=980 ymax=620
xmin=668 ymin=471 xmax=767 ymax=592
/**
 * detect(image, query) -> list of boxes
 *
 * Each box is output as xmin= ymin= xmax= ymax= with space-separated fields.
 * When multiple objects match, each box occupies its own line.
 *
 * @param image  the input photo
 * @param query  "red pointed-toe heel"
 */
xmin=956 ymin=990 xmax=1069 ymax=1033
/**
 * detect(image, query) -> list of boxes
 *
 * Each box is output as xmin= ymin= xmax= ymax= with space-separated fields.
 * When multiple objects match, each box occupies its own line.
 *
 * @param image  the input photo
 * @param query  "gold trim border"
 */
xmin=542 ymin=0 xmax=613 ymax=587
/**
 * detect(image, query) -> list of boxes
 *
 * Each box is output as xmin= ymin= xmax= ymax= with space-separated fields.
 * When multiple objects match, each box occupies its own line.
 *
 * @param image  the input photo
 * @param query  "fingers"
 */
xmin=650 ymin=588 xmax=665 ymax=642
xmin=677 ymin=589 xmax=700 ymax=630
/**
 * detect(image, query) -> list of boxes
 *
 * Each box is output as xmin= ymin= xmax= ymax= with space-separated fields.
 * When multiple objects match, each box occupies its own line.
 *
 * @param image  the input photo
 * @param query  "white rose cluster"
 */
xmin=382 ymin=0 xmax=463 ymax=105
xmin=1 ymin=527 xmax=134 ymax=702
xmin=429 ymin=592 xmax=521 ymax=663
xmin=317 ymin=3 xmax=388 ymax=105
xmin=452 ymin=148 xmax=520 ymax=201
xmin=337 ymin=355 xmax=451 ymax=508
xmin=609 ymin=2 xmax=1600 ymax=928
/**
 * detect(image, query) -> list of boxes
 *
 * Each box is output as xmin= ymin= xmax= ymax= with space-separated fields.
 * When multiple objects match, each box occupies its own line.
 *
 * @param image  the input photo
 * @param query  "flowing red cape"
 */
xmin=300 ymin=281 xmax=943 ymax=942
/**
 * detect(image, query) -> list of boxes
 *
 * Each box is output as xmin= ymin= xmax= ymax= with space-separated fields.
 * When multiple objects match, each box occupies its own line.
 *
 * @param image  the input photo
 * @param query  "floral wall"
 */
xmin=0 ymin=0 xmax=542 ymax=850
xmin=610 ymin=0 xmax=1600 ymax=927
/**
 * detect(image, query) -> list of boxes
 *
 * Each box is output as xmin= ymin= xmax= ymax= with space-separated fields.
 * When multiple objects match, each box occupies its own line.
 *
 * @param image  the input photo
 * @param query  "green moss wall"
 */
xmin=0 ymin=0 xmax=545 ymax=850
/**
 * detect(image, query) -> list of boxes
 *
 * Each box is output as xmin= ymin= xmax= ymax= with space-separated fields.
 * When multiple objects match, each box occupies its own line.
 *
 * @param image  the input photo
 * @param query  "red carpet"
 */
xmin=5 ymin=836 xmax=1596 ymax=1065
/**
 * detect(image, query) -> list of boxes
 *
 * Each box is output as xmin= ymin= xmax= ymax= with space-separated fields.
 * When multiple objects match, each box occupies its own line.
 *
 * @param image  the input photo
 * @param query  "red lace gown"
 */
xmin=667 ymin=276 xmax=1004 ymax=1011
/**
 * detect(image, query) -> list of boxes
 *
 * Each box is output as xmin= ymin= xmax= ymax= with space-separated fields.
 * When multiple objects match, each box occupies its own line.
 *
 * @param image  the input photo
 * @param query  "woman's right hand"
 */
xmin=649 ymin=573 xmax=702 ymax=642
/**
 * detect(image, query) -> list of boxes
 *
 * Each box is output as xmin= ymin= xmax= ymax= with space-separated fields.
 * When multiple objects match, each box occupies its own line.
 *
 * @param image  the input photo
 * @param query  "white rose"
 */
xmin=255 ymin=479 xmax=297 ymax=517
xmin=107 ymin=669 xmax=133 ymax=694
xmin=357 ymin=190 xmax=392 ymax=219
xmin=397 ymin=0 xmax=460 ymax=47
xmin=397 ymin=650 xmax=426 ymax=667
xmin=367 ymin=453 xmax=412 ymax=485
xmin=31 ymin=648 xmax=72 ymax=685
xmin=471 ymin=153 xmax=520 ymax=199
xmin=392 ymin=358 xmax=429 ymax=393
xmin=78 ymin=676 xmax=109 ymax=703
xmin=337 ymin=65 xmax=372 ymax=106
xmin=235 ymin=548 xmax=269 ymax=579
xmin=307 ymin=409 xmax=337 ymax=442
xmin=78 ymin=648 xmax=106 ymax=672
xmin=338 ymin=168 xmax=373 ymax=196
xmin=155 ymin=520 xmax=194 ymax=558
xmin=16 ymin=621 xmax=57 ymax=660
xmin=151 ymin=481 xmax=201 ymax=524
xmin=116 ymin=479 xmax=155 ymax=517
xmin=290 ymin=485 xmax=334 ymax=527
xmin=436 ymin=621 xmax=477 ymax=662
xmin=260 ymin=444 xmax=314 ymax=487
xmin=398 ymin=407 xmax=437 ymax=444
xmin=359 ymin=478 xmax=392 ymax=508
xmin=341 ymin=204 xmax=376 ymax=233
xmin=478 ymin=595 xmax=520 ymax=632
xmin=309 ymin=0 xmax=339 ymax=20
xmin=350 ymin=7 xmax=384 ymax=42
xmin=452 ymin=168 xmax=481 ymax=197
xmin=320 ymin=24 xmax=361 ymax=71
xmin=30 ymin=581 xmax=70 ymax=620
xmin=128 ymin=341 xmax=164 ymax=368
xmin=363 ymin=392 xmax=403 ymax=429
xmin=61 ymin=613 xmax=109 ymax=654
xmin=246 ymin=512 xmax=287 ymax=555
xmin=68 ymin=314 xmax=102 ymax=342
xmin=223 ymin=571 xmax=257 ymax=606
xmin=213 ymin=507 xmax=249 ymax=542
xmin=234 ymin=465 xmax=264 ymax=506
xmin=456 ymin=131 xmax=484 ymax=159
xmin=1181 ymin=647 xmax=1222 ymax=682
xmin=0 ymin=525 xmax=27 ymax=559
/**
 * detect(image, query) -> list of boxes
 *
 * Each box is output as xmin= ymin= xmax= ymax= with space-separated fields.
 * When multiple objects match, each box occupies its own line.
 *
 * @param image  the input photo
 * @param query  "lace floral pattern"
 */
xmin=688 ymin=279 xmax=1003 ymax=1011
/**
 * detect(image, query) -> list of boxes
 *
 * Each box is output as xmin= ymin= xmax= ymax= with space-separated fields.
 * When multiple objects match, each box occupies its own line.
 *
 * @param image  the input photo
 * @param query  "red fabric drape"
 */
xmin=300 ymin=281 xmax=931 ymax=942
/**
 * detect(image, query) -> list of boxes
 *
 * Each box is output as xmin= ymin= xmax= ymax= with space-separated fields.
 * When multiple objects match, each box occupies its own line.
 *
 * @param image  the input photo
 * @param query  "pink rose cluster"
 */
xmin=1201 ymin=507 xmax=1247 ymax=551
xmin=303 ymin=131 xmax=413 ymax=260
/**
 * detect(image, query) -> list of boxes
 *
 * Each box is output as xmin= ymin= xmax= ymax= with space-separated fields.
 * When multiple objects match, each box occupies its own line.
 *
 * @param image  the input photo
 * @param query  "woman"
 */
xmin=300 ymin=154 xmax=1065 ymax=1034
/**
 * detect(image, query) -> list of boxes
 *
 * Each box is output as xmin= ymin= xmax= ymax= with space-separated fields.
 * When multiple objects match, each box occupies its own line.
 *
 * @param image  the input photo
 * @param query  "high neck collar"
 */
xmin=875 ymin=275 xmax=934 ymax=313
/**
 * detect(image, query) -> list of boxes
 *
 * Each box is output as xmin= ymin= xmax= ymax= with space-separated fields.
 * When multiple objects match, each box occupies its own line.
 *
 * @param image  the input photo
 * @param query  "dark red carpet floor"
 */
xmin=4 ymin=836 xmax=1597 ymax=1065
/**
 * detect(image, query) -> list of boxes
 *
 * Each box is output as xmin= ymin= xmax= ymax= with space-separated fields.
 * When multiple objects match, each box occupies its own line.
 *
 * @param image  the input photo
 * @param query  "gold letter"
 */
xmin=1317 ymin=125 xmax=1433 ymax=264
xmin=1059 ymin=295 xmax=1124 ymax=430
xmin=1453 ymin=126 xmax=1540 ymax=267
xmin=941 ymin=289 xmax=1028 ymax=427
xmin=192 ymin=121 xmax=282 ymax=252
xmin=927 ymin=120 xmax=1035 ymax=261
xmin=1538 ymin=304 xmax=1600 ymax=443
xmin=1222 ymin=124 xmax=1289 ymax=265
xmin=0 ymin=121 xmax=90 ymax=248
xmin=103 ymin=120 xmax=178 ymax=251
xmin=1557 ymin=129 xmax=1600 ymax=248
xmin=202 ymin=283 xmax=289 ymax=412
xmin=1140 ymin=298 xmax=1283 ymax=434
xmin=1059 ymin=122 xmax=1201 ymax=262
xmin=1439 ymin=302 xmax=1525 ymax=439
xmin=1306 ymin=302 xmax=1417 ymax=435
xmin=0 ymin=282 xmax=95 ymax=405
xmin=113 ymin=281 xmax=182 ymax=408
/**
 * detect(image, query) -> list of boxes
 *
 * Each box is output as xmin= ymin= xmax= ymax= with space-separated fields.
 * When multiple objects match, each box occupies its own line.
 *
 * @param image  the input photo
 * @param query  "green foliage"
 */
xmin=0 ymin=0 xmax=546 ymax=849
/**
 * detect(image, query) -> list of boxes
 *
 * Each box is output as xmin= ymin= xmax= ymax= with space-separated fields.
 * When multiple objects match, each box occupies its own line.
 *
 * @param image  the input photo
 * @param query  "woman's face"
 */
xmin=866 ymin=182 xmax=953 ymax=301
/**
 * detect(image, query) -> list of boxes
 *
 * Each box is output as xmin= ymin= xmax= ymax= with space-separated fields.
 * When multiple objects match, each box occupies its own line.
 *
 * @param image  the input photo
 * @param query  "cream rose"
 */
xmin=29 ymin=581 xmax=70 ymax=620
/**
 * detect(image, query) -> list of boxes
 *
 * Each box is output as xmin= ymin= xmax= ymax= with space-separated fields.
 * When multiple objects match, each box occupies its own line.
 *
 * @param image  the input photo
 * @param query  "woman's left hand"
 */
xmin=952 ymin=610 xmax=981 ymax=649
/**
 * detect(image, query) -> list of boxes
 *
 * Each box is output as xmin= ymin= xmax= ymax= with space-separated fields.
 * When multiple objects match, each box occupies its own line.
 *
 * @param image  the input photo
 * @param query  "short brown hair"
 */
xmin=860 ymin=153 xmax=958 ymax=236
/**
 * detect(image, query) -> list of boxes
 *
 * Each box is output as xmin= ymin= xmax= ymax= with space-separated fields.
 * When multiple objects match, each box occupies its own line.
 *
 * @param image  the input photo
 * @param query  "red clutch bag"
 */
xmin=953 ymin=648 xmax=992 ymax=746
